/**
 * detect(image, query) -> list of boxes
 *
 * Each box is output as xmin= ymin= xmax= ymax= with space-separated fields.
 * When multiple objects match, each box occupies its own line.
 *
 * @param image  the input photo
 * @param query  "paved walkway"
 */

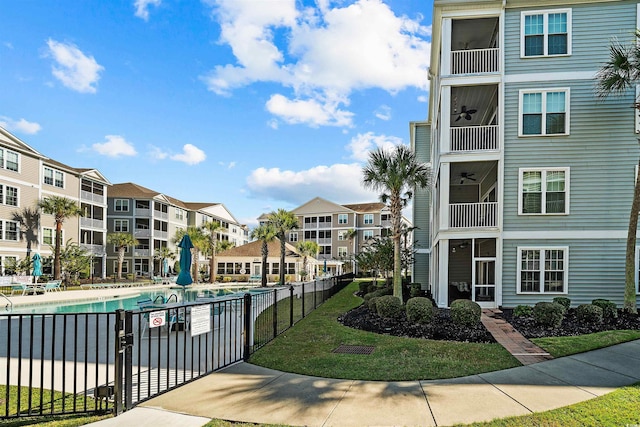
xmin=87 ymin=339 xmax=640 ymax=427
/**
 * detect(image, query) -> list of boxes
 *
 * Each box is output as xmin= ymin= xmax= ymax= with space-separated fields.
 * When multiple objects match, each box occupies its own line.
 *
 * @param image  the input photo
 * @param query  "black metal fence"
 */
xmin=0 ymin=274 xmax=353 ymax=419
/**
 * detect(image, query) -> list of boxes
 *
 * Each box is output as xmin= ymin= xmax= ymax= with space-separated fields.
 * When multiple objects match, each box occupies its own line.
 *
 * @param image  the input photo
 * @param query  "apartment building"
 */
xmin=260 ymin=197 xmax=412 ymax=275
xmin=414 ymin=0 xmax=640 ymax=308
xmin=0 ymin=127 xmax=110 ymax=278
xmin=107 ymin=183 xmax=248 ymax=278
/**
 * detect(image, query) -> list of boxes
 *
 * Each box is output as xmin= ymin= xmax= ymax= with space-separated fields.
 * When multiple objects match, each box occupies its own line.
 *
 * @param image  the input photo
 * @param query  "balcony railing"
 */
xmin=79 ymin=243 xmax=106 ymax=256
xmin=80 ymin=190 xmax=105 ymax=204
xmin=80 ymin=217 xmax=105 ymax=229
xmin=135 ymin=208 xmax=151 ymax=217
xmin=134 ymin=229 xmax=152 ymax=238
xmin=154 ymin=211 xmax=169 ymax=220
xmin=153 ymin=230 xmax=168 ymax=239
xmin=450 ymin=125 xmax=499 ymax=152
xmin=449 ymin=202 xmax=498 ymax=228
xmin=134 ymin=249 xmax=150 ymax=257
xmin=451 ymin=48 xmax=499 ymax=74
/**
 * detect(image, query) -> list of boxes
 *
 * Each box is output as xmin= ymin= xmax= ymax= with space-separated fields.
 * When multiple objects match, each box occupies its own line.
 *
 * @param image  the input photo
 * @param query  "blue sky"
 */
xmin=1 ymin=0 xmax=432 ymax=227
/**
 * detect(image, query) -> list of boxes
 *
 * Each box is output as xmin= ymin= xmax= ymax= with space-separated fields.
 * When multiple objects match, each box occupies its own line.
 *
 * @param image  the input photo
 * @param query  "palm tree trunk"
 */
xmin=261 ymin=242 xmax=268 ymax=287
xmin=54 ymin=222 xmax=62 ymax=280
xmin=118 ymin=248 xmax=125 ymax=280
xmin=280 ymin=237 xmax=286 ymax=286
xmin=624 ymin=150 xmax=640 ymax=313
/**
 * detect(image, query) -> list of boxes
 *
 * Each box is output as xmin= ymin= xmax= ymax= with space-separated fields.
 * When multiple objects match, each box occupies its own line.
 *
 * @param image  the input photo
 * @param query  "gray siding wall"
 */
xmin=504 ymin=1 xmax=637 ymax=75
xmin=412 ymin=122 xmax=431 ymax=289
xmin=502 ymin=238 xmax=626 ymax=307
xmin=503 ymin=79 xmax=637 ymax=231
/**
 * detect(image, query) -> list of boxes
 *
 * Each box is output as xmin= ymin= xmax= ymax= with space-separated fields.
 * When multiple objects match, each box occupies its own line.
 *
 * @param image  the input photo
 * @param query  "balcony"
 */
xmin=80 ymin=190 xmax=105 ymax=204
xmin=80 ymin=244 xmax=106 ymax=256
xmin=134 ymin=229 xmax=152 ymax=238
xmin=449 ymin=202 xmax=498 ymax=229
xmin=136 ymin=208 xmax=151 ymax=217
xmin=451 ymin=48 xmax=499 ymax=75
xmin=450 ymin=125 xmax=499 ymax=152
xmin=153 ymin=230 xmax=168 ymax=239
xmin=134 ymin=249 xmax=150 ymax=257
xmin=80 ymin=217 xmax=105 ymax=229
xmin=154 ymin=211 xmax=169 ymax=220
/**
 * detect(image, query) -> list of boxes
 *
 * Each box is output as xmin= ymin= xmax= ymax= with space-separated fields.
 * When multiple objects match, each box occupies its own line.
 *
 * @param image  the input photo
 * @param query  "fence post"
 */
xmin=301 ymin=282 xmax=305 ymax=318
xmin=243 ymin=293 xmax=252 ymax=361
xmin=289 ymin=285 xmax=294 ymax=327
xmin=124 ymin=311 xmax=133 ymax=410
xmin=272 ymin=289 xmax=278 ymax=339
xmin=114 ymin=310 xmax=124 ymax=416
xmin=313 ymin=280 xmax=317 ymax=309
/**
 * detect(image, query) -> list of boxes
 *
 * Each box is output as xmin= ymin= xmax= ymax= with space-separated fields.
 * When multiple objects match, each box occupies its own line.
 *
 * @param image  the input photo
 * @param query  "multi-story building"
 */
xmin=0 ymin=127 xmax=110 ymax=278
xmin=414 ymin=0 xmax=639 ymax=308
xmin=107 ymin=183 xmax=248 ymax=278
xmin=260 ymin=197 xmax=412 ymax=275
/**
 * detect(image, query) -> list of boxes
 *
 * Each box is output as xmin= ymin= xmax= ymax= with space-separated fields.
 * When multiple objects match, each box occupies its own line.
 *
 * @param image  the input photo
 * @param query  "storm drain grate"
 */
xmin=332 ymin=345 xmax=375 ymax=355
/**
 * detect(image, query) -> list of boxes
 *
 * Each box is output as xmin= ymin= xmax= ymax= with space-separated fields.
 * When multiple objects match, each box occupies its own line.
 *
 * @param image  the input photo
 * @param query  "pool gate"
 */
xmin=0 ymin=274 xmax=353 ymax=420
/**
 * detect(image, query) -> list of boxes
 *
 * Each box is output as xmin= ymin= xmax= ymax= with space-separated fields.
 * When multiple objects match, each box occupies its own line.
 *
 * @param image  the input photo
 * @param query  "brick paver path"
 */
xmin=481 ymin=309 xmax=554 ymax=365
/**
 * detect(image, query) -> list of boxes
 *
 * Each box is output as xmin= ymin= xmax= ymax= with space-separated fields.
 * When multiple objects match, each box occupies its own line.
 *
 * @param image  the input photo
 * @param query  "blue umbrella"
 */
xmin=323 ymin=259 xmax=327 ymax=274
xmin=32 ymin=253 xmax=42 ymax=283
xmin=176 ymin=235 xmax=193 ymax=287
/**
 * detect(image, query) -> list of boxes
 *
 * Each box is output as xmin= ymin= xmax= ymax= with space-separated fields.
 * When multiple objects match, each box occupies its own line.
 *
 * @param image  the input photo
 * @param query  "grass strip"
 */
xmin=248 ymin=281 xmax=520 ymax=381
xmin=459 ymin=382 xmax=640 ymax=427
xmin=531 ymin=329 xmax=640 ymax=358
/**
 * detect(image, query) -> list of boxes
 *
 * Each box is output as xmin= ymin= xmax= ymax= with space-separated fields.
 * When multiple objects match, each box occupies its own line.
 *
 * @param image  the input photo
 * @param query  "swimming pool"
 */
xmin=2 ymin=287 xmax=270 ymax=315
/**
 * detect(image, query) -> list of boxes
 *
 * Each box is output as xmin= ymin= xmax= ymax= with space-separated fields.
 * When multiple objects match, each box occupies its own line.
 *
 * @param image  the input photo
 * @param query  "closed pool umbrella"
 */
xmin=176 ymin=235 xmax=193 ymax=287
xmin=32 ymin=253 xmax=42 ymax=283
xmin=323 ymin=259 xmax=327 ymax=274
xmin=163 ymin=258 xmax=169 ymax=276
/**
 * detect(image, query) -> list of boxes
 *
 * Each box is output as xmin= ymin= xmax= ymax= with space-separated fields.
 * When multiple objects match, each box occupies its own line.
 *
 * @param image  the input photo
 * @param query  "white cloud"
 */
xmin=246 ymin=163 xmax=376 ymax=206
xmin=266 ymin=93 xmax=353 ymax=127
xmin=170 ymin=144 xmax=206 ymax=165
xmin=346 ymin=132 xmax=404 ymax=162
xmin=134 ymin=0 xmax=161 ymax=20
xmin=92 ymin=135 xmax=137 ymax=157
xmin=202 ymin=0 xmax=430 ymax=127
xmin=218 ymin=161 xmax=236 ymax=169
xmin=374 ymin=105 xmax=391 ymax=121
xmin=45 ymin=39 xmax=104 ymax=94
xmin=417 ymin=95 xmax=428 ymax=103
xmin=0 ymin=116 xmax=41 ymax=134
xmin=148 ymin=145 xmax=168 ymax=160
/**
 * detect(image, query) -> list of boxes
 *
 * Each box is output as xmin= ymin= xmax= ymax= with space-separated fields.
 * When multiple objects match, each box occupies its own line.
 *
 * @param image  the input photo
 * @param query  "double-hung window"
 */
xmin=363 ymin=214 xmax=374 ymax=225
xmin=114 ymin=199 xmax=129 ymax=212
xmin=43 ymin=228 xmax=55 ymax=245
xmin=518 ymin=247 xmax=568 ymax=293
xmin=519 ymin=168 xmax=569 ymax=214
xmin=0 ymin=148 xmax=19 ymax=172
xmin=338 ymin=214 xmax=348 ymax=224
xmin=114 ymin=219 xmax=129 ymax=232
xmin=2 ymin=221 xmax=18 ymax=241
xmin=521 ymin=10 xmax=571 ymax=57
xmin=0 ymin=185 xmax=18 ymax=206
xmin=338 ymin=247 xmax=348 ymax=257
xmin=363 ymin=230 xmax=374 ymax=240
xmin=520 ymin=89 xmax=569 ymax=136
xmin=44 ymin=166 xmax=65 ymax=188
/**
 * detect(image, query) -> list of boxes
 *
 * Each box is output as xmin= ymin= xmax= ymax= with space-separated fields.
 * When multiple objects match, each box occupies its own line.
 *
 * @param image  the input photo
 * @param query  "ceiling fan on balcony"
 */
xmin=458 ymin=172 xmax=476 ymax=184
xmin=453 ymin=105 xmax=477 ymax=122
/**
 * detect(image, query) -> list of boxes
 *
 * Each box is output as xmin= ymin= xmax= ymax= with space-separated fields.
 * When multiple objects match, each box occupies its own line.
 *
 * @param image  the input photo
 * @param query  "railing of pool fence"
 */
xmin=0 ymin=274 xmax=353 ymax=419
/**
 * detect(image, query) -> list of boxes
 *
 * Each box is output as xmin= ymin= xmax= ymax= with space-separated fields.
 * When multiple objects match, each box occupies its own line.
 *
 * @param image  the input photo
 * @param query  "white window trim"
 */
xmin=0 ymin=148 xmax=20 ymax=172
xmin=520 ymin=8 xmax=572 ymax=58
xmin=2 ymin=220 xmax=19 ymax=241
xmin=338 ymin=246 xmax=348 ymax=257
xmin=363 ymin=214 xmax=374 ymax=225
xmin=338 ymin=214 xmax=348 ymax=224
xmin=0 ymin=184 xmax=19 ymax=207
xmin=114 ymin=199 xmax=130 ymax=212
xmin=518 ymin=88 xmax=570 ymax=137
xmin=114 ymin=219 xmax=129 ymax=232
xmin=363 ymin=230 xmax=374 ymax=240
xmin=42 ymin=227 xmax=55 ymax=246
xmin=517 ymin=246 xmax=569 ymax=294
xmin=289 ymin=232 xmax=298 ymax=242
xmin=518 ymin=167 xmax=570 ymax=215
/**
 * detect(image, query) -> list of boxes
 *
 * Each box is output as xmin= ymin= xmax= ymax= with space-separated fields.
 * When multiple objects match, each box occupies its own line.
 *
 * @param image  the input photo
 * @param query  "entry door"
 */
xmin=253 ymin=264 xmax=261 ymax=276
xmin=474 ymin=260 xmax=496 ymax=307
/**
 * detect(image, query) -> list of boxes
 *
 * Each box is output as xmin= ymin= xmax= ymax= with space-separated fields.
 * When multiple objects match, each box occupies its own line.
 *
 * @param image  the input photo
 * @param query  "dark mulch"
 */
xmin=502 ymin=308 xmax=640 ymax=338
xmin=338 ymin=304 xmax=496 ymax=344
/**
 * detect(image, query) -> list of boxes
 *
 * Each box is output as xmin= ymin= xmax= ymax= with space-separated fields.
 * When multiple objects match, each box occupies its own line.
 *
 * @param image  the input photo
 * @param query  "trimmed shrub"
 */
xmin=376 ymin=295 xmax=404 ymax=319
xmin=409 ymin=283 xmax=424 ymax=298
xmin=363 ymin=287 xmax=392 ymax=303
xmin=358 ymin=282 xmax=370 ymax=294
xmin=367 ymin=296 xmax=380 ymax=312
xmin=592 ymin=299 xmax=618 ymax=319
xmin=367 ymin=282 xmax=379 ymax=293
xmin=552 ymin=297 xmax=571 ymax=313
xmin=513 ymin=305 xmax=532 ymax=317
xmin=406 ymin=297 xmax=434 ymax=324
xmin=576 ymin=304 xmax=604 ymax=324
xmin=450 ymin=299 xmax=481 ymax=326
xmin=533 ymin=302 xmax=564 ymax=328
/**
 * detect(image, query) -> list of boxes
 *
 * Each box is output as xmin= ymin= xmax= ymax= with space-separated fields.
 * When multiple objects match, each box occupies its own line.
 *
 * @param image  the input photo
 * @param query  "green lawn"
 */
xmin=532 ymin=329 xmax=640 ymax=358
xmin=248 ymin=281 xmax=521 ymax=380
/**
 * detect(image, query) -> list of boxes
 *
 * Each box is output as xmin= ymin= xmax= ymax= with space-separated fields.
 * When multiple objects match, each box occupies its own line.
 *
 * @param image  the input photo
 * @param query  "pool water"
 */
xmin=2 ymin=287 xmax=268 ymax=315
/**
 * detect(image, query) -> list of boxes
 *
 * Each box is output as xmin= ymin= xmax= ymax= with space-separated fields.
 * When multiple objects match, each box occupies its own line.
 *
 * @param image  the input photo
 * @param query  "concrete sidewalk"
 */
xmin=87 ymin=339 xmax=640 ymax=427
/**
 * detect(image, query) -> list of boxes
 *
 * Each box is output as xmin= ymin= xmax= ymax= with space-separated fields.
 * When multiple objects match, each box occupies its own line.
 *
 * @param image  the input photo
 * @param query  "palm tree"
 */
xmin=251 ymin=224 xmax=277 ymax=287
xmin=596 ymin=30 xmax=640 ymax=313
xmin=37 ymin=196 xmax=84 ymax=280
xmin=216 ymin=240 xmax=234 ymax=253
xmin=107 ymin=232 xmax=138 ymax=280
xmin=173 ymin=227 xmax=206 ymax=284
xmin=296 ymin=240 xmax=319 ymax=281
xmin=268 ymin=209 xmax=299 ymax=286
xmin=362 ymin=145 xmax=431 ymax=299
xmin=202 ymin=220 xmax=224 ymax=283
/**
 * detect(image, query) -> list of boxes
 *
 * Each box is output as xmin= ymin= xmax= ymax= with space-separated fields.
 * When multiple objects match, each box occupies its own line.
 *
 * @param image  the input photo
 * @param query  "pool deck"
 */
xmin=3 ymin=282 xmax=266 ymax=309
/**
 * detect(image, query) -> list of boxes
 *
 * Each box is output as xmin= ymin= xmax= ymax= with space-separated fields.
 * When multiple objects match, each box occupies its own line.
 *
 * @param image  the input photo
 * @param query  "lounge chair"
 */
xmin=44 ymin=280 xmax=62 ymax=292
xmin=10 ymin=283 xmax=28 ymax=296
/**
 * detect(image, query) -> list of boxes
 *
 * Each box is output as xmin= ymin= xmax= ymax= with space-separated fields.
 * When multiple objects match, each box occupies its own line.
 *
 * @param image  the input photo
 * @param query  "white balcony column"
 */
xmin=441 ymin=86 xmax=451 ymax=154
xmin=441 ymin=18 xmax=452 ymax=75
xmin=439 ymin=163 xmax=450 ymax=231
xmin=438 ymin=242 xmax=449 ymax=307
